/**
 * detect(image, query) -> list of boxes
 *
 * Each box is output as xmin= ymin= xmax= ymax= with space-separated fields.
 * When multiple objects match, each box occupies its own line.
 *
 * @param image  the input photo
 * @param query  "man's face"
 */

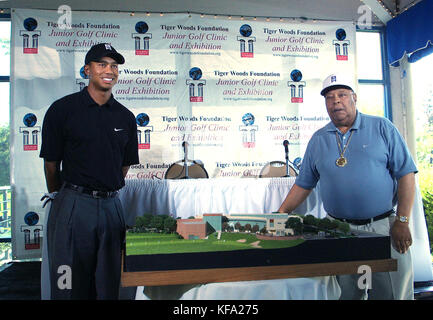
xmin=324 ymin=88 xmax=357 ymax=129
xmin=85 ymin=56 xmax=119 ymax=91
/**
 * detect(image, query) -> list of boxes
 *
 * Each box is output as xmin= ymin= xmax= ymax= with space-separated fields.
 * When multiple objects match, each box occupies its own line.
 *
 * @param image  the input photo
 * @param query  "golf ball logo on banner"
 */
xmin=136 ymin=113 xmax=153 ymax=149
xmin=21 ymin=211 xmax=42 ymax=250
xmin=237 ymin=24 xmax=255 ymax=58
xmin=20 ymin=17 xmax=41 ymax=54
xmin=333 ymin=28 xmax=350 ymax=61
xmin=288 ymin=69 xmax=306 ymax=103
xmin=240 ymin=113 xmax=258 ymax=148
xmin=19 ymin=113 xmax=40 ymax=151
xmin=132 ymin=21 xmax=151 ymax=55
xmin=76 ymin=66 xmax=89 ymax=91
xmin=187 ymin=67 xmax=206 ymax=102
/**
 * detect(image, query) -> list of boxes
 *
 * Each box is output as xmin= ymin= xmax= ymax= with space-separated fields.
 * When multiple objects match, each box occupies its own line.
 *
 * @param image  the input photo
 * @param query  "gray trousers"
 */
xmin=334 ymin=216 xmax=414 ymax=300
xmin=47 ymin=186 xmax=126 ymax=299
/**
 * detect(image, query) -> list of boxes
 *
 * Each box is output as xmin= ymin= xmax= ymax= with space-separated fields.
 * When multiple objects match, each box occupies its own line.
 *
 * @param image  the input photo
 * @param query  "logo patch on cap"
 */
xmin=105 ymin=44 xmax=112 ymax=50
xmin=331 ymin=75 xmax=337 ymax=83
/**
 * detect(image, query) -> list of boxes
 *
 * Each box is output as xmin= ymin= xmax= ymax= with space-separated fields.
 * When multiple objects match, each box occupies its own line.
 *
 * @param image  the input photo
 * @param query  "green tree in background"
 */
xmin=0 ymin=125 xmax=9 ymax=186
xmin=415 ymin=87 xmax=433 ymax=254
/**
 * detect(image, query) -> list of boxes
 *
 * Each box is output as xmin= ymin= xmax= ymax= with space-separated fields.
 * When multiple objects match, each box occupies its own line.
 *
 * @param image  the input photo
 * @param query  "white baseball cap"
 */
xmin=320 ymin=74 xmax=355 ymax=96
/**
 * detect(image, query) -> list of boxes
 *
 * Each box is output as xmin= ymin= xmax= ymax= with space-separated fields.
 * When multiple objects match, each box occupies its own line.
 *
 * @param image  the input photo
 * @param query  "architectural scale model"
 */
xmin=123 ymin=213 xmax=391 ymax=273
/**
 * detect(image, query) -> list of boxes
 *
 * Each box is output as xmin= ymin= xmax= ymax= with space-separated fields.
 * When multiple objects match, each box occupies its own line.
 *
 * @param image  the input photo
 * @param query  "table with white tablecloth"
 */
xmin=117 ymin=176 xmax=432 ymax=300
xmin=40 ymin=177 xmax=432 ymax=299
xmin=118 ymin=177 xmax=331 ymax=300
xmin=118 ymin=177 xmax=326 ymax=225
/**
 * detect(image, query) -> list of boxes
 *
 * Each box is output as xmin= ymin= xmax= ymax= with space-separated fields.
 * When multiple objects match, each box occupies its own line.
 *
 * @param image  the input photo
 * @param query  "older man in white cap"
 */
xmin=278 ymin=74 xmax=417 ymax=300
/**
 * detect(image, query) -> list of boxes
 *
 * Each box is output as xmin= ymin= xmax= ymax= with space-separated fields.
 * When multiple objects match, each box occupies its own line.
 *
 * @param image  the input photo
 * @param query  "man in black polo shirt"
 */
xmin=40 ymin=43 xmax=139 ymax=299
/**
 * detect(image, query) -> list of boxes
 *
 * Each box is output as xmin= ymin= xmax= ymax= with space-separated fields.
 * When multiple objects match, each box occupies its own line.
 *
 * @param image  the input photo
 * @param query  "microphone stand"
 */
xmin=284 ymin=140 xmax=289 ymax=177
xmin=182 ymin=141 xmax=190 ymax=179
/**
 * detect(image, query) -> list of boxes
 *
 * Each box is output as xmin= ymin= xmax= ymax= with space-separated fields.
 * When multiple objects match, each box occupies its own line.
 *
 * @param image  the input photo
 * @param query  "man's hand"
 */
xmin=41 ymin=192 xmax=58 ymax=208
xmin=390 ymin=220 xmax=412 ymax=254
xmin=391 ymin=172 xmax=415 ymax=254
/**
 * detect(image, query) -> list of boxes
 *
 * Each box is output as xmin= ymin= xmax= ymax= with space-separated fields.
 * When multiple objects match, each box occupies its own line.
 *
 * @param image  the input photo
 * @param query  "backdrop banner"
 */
xmin=10 ymin=9 xmax=357 ymax=260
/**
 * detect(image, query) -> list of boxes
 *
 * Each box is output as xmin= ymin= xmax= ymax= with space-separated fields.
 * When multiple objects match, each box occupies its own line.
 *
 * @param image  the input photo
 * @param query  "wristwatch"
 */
xmin=396 ymin=215 xmax=409 ymax=223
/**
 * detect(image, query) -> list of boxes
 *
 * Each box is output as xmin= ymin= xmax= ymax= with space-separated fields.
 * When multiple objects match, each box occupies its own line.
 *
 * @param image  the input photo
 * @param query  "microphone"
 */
xmin=283 ymin=140 xmax=289 ymax=160
xmin=182 ymin=141 xmax=189 ymax=179
xmin=182 ymin=141 xmax=188 ymax=150
xmin=283 ymin=140 xmax=289 ymax=177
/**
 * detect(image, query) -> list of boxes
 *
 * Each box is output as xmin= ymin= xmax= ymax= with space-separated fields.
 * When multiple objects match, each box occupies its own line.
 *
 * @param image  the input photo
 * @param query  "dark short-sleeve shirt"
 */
xmin=40 ymin=87 xmax=139 ymax=191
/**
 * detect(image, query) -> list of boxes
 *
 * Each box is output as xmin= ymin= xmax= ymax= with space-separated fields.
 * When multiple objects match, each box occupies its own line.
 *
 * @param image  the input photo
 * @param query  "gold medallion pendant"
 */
xmin=336 ymin=156 xmax=347 ymax=167
xmin=335 ymin=131 xmax=354 ymax=168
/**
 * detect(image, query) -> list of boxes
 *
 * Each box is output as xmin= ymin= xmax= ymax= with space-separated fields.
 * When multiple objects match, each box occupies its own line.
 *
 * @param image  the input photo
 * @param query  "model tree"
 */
xmin=303 ymin=214 xmax=319 ymax=226
xmin=252 ymin=224 xmax=260 ymax=234
xmin=285 ymin=217 xmax=303 ymax=235
xmin=163 ymin=216 xmax=177 ymax=233
xmin=337 ymin=221 xmax=351 ymax=235
xmin=150 ymin=215 xmax=165 ymax=230
xmin=318 ymin=217 xmax=333 ymax=230
xmin=134 ymin=214 xmax=153 ymax=231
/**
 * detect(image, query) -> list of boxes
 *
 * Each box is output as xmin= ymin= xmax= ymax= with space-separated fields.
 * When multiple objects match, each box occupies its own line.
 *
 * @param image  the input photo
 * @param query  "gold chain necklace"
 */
xmin=335 ymin=130 xmax=354 ymax=167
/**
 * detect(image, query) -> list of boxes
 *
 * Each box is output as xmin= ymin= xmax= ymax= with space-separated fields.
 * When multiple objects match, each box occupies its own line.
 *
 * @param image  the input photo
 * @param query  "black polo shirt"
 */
xmin=40 ymin=87 xmax=139 ymax=191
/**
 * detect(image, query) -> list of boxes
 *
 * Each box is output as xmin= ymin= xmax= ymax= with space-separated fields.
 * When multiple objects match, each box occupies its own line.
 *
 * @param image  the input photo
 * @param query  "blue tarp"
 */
xmin=386 ymin=0 xmax=433 ymax=66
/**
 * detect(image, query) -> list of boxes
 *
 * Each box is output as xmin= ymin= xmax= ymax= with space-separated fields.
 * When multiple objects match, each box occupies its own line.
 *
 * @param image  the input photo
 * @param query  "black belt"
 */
xmin=64 ymin=182 xmax=118 ymax=199
xmin=329 ymin=209 xmax=395 ymax=226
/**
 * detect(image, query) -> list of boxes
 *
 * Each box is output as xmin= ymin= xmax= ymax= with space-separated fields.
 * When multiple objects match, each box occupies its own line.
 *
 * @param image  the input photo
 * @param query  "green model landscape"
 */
xmin=126 ymin=231 xmax=306 ymax=255
xmin=125 ymin=214 xmax=352 ymax=256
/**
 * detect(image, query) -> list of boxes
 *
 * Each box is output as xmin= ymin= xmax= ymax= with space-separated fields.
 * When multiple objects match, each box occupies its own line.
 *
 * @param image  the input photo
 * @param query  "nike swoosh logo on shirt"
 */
xmin=114 ymin=128 xmax=124 ymax=132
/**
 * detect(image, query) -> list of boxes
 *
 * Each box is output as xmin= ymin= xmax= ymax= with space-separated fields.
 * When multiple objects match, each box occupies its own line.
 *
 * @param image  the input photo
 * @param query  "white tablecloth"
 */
xmin=135 ymin=277 xmax=341 ymax=300
xmin=119 ymin=177 xmax=326 ymax=225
